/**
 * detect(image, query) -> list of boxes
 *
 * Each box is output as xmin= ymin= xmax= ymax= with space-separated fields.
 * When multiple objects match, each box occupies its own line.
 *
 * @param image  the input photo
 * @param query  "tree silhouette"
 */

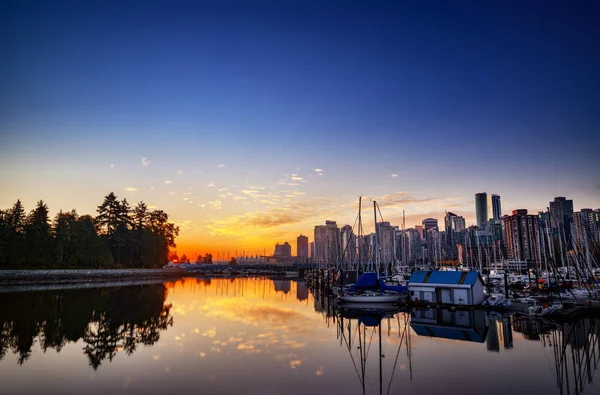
xmin=0 ymin=193 xmax=178 ymax=269
xmin=0 ymin=284 xmax=173 ymax=370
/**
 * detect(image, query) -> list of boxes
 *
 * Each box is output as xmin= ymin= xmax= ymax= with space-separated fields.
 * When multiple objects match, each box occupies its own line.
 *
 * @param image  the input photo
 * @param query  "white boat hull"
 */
xmin=338 ymin=294 xmax=403 ymax=303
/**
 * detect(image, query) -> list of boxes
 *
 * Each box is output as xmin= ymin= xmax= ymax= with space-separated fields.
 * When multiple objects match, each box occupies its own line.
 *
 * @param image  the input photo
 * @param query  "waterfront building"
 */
xmin=274 ymin=242 xmax=291 ymax=257
xmin=314 ymin=220 xmax=340 ymax=265
xmin=296 ymin=235 xmax=309 ymax=258
xmin=407 ymin=270 xmax=485 ymax=306
xmin=475 ymin=192 xmax=488 ymax=228
xmin=503 ymin=209 xmax=540 ymax=266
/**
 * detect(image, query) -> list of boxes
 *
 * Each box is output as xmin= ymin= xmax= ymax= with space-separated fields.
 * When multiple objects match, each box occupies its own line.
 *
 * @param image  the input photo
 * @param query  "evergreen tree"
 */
xmin=53 ymin=210 xmax=78 ymax=268
xmin=132 ymin=201 xmax=149 ymax=231
xmin=23 ymin=200 xmax=53 ymax=268
xmin=95 ymin=193 xmax=133 ymax=266
xmin=0 ymin=209 xmax=8 ymax=267
xmin=6 ymin=200 xmax=26 ymax=266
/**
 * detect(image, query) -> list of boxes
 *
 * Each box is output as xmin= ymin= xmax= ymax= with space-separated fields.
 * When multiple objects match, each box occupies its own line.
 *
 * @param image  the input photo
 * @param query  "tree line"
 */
xmin=0 ymin=192 xmax=179 ymax=269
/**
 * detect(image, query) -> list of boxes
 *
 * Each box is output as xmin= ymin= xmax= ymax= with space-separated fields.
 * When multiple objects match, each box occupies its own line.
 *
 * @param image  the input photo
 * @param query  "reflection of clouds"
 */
xmin=202 ymin=327 xmax=216 ymax=338
xmin=122 ymin=376 xmax=132 ymax=388
xmin=164 ymin=278 xmax=335 ymax=378
xmin=316 ymin=367 xmax=324 ymax=376
xmin=289 ymin=359 xmax=302 ymax=369
xmin=153 ymin=355 xmax=160 ymax=361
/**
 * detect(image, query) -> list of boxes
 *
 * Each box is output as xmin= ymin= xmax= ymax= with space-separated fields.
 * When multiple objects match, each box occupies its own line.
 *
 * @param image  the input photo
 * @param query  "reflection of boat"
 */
xmin=337 ymin=302 xmax=405 ymax=311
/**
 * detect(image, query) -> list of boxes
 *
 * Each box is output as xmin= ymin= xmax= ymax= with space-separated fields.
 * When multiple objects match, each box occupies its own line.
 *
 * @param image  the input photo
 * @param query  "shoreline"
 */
xmin=0 ymin=268 xmax=185 ymax=288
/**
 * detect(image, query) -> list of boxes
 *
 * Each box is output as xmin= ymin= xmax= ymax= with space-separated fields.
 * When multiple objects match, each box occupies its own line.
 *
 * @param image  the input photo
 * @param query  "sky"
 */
xmin=1 ymin=1 xmax=599 ymax=258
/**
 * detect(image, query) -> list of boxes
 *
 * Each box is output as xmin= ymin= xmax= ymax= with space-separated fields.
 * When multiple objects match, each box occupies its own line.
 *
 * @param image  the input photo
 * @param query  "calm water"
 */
xmin=1 ymin=277 xmax=599 ymax=395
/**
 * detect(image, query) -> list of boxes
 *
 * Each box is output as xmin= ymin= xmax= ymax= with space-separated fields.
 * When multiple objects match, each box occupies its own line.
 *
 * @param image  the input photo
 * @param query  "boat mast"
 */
xmin=358 ymin=196 xmax=362 ymax=273
xmin=374 ymin=200 xmax=379 ymax=276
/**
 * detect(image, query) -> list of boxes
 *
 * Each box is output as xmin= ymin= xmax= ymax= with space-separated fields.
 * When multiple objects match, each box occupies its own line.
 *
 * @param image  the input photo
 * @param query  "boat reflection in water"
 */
xmin=336 ymin=304 xmax=412 ymax=395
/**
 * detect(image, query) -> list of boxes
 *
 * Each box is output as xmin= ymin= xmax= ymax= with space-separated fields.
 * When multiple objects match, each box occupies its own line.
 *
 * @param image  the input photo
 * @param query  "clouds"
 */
xmin=165 ymin=180 xmax=172 ymax=185
xmin=373 ymin=191 xmax=437 ymax=208
xmin=125 ymin=187 xmax=138 ymax=192
xmin=177 ymin=169 xmax=183 ymax=176
xmin=140 ymin=157 xmax=150 ymax=167
xmin=278 ymin=173 xmax=307 ymax=186
xmin=389 ymin=173 xmax=399 ymax=178
xmin=205 ymin=197 xmax=338 ymax=236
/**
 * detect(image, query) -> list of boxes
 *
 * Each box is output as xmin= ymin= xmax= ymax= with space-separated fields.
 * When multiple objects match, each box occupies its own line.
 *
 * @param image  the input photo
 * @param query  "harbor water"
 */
xmin=0 ymin=277 xmax=598 ymax=395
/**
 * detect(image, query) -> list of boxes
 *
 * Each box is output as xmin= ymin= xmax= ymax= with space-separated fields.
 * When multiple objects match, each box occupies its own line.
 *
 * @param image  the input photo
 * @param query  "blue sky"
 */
xmin=1 ymin=1 xmax=599 ymax=255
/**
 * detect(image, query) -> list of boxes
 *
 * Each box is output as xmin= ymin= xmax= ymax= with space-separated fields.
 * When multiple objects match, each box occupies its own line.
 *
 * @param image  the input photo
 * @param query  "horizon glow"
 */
xmin=1 ymin=2 xmax=599 ymax=258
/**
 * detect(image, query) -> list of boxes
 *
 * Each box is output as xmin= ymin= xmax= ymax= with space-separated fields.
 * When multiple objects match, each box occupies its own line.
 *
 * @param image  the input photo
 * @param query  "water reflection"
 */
xmin=0 ymin=284 xmax=172 ymax=369
xmin=0 ymin=277 xmax=598 ymax=395
xmin=337 ymin=305 xmax=412 ymax=395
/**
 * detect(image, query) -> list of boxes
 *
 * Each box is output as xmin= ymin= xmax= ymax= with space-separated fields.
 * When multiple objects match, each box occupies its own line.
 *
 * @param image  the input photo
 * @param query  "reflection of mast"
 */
xmin=549 ymin=319 xmax=600 ymax=395
xmin=337 ymin=309 xmax=411 ymax=395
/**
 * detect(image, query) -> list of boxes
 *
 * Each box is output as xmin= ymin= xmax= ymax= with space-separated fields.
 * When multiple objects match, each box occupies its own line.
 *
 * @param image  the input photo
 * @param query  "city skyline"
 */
xmin=1 ymin=2 xmax=599 ymax=258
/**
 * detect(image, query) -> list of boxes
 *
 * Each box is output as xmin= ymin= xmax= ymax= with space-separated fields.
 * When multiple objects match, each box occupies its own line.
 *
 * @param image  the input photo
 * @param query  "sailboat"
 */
xmin=337 ymin=200 xmax=407 ymax=304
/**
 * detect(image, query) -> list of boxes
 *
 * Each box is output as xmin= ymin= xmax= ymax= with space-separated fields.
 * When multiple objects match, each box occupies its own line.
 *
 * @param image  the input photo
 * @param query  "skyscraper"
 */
xmin=503 ymin=209 xmax=540 ymax=265
xmin=475 ymin=192 xmax=488 ymax=228
xmin=313 ymin=220 xmax=340 ymax=265
xmin=297 ymin=235 xmax=309 ymax=258
xmin=573 ymin=209 xmax=598 ymax=246
xmin=340 ymin=225 xmax=357 ymax=263
xmin=549 ymin=197 xmax=574 ymax=246
xmin=444 ymin=211 xmax=466 ymax=247
xmin=376 ymin=221 xmax=398 ymax=264
xmin=489 ymin=194 xmax=502 ymax=221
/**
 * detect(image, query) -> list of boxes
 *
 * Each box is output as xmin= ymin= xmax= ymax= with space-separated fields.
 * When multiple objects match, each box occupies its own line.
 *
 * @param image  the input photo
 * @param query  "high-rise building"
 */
xmin=475 ymin=193 xmax=488 ymax=228
xmin=549 ymin=197 xmax=574 ymax=245
xmin=313 ymin=220 xmax=340 ymax=265
xmin=503 ymin=209 xmax=540 ymax=265
xmin=444 ymin=212 xmax=466 ymax=247
xmin=296 ymin=235 xmax=309 ymax=258
xmin=340 ymin=225 xmax=357 ymax=263
xmin=422 ymin=218 xmax=438 ymax=233
xmin=376 ymin=221 xmax=398 ymax=264
xmin=274 ymin=242 xmax=291 ymax=257
xmin=414 ymin=225 xmax=424 ymax=239
xmin=489 ymin=194 xmax=502 ymax=221
xmin=574 ymin=209 xmax=597 ymax=247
